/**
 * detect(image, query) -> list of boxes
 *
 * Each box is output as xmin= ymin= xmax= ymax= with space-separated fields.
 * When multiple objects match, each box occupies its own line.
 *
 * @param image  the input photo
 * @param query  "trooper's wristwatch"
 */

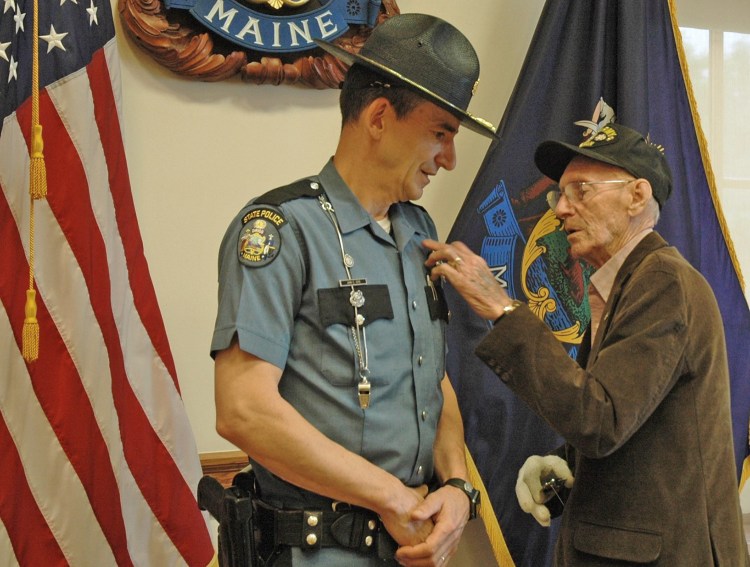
xmin=443 ymin=478 xmax=480 ymax=520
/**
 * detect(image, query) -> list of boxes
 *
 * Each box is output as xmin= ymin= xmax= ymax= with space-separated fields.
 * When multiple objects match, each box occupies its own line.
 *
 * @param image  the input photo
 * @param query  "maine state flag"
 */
xmin=447 ymin=1 xmax=750 ymax=565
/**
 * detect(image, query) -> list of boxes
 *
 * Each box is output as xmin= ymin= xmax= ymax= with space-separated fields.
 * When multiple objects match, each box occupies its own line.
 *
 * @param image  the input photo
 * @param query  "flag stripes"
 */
xmin=0 ymin=305 xmax=121 ymax=565
xmin=0 ymin=9 xmax=213 ymax=563
xmin=87 ymin=47 xmax=180 ymax=388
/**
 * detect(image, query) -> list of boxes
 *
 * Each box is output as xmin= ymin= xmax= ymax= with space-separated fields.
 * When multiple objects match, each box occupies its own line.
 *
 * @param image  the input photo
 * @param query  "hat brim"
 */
xmin=314 ymin=39 xmax=498 ymax=139
xmin=534 ymin=140 xmax=632 ymax=183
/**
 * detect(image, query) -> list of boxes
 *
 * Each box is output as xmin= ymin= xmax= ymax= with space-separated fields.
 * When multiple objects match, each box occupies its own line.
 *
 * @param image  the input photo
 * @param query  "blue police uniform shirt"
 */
xmin=212 ymin=159 xmax=448 ymax=506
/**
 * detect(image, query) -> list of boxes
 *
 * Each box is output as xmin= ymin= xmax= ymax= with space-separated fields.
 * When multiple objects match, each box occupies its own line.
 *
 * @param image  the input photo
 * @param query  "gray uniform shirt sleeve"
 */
xmin=211 ymin=203 xmax=305 ymax=368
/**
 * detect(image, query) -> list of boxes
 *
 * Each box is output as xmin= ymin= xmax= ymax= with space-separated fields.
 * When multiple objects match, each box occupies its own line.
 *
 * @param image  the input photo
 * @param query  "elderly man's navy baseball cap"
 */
xmin=534 ymin=123 xmax=673 ymax=208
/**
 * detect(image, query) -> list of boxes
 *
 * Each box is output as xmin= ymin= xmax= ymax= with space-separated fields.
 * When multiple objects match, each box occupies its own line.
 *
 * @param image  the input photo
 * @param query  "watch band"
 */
xmin=443 ymin=478 xmax=480 ymax=520
xmin=494 ymin=299 xmax=523 ymax=325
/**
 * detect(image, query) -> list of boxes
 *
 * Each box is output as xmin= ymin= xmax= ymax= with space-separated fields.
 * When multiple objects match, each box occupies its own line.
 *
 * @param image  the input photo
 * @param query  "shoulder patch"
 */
xmin=238 ymin=207 xmax=286 ymax=267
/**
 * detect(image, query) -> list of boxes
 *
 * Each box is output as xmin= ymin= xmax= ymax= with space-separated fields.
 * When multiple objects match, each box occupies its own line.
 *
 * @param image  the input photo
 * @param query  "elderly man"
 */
xmin=211 ymin=13 xmax=492 ymax=567
xmin=425 ymin=123 xmax=749 ymax=565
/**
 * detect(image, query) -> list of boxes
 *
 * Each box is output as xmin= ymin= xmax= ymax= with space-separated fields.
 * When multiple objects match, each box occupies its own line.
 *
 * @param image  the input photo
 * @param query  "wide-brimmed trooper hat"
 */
xmin=314 ymin=13 xmax=497 ymax=139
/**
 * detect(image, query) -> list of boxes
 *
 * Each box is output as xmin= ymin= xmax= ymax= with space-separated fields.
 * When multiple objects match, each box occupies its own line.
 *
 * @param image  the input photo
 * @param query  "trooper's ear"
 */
xmin=362 ymin=97 xmax=392 ymax=141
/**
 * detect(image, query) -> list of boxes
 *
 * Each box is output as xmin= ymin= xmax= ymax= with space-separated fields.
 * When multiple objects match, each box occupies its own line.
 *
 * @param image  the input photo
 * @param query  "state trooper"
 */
xmin=211 ymin=13 xmax=493 ymax=566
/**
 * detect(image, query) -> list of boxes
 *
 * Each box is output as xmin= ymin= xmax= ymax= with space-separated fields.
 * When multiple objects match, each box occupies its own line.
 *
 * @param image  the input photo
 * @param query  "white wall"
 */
xmin=114 ymin=0 xmax=749 ymax=553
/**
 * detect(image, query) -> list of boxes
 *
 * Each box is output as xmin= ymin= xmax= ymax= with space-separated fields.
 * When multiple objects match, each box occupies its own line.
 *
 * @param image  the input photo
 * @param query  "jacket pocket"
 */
xmin=573 ymin=520 xmax=662 ymax=563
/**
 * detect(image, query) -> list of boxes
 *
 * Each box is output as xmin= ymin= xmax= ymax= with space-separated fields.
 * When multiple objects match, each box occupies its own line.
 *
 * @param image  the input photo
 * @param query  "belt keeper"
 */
xmin=303 ymin=511 xmax=322 ymax=550
xmin=362 ymin=517 xmax=377 ymax=552
xmin=330 ymin=511 xmax=378 ymax=552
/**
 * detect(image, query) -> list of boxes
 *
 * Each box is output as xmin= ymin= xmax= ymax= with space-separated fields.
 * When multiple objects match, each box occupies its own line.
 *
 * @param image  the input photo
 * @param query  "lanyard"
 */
xmin=317 ymin=194 xmax=372 ymax=409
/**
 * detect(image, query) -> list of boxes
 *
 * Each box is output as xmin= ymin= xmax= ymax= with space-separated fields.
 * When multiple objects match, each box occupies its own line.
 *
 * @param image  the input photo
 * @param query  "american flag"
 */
xmin=0 ymin=0 xmax=214 ymax=565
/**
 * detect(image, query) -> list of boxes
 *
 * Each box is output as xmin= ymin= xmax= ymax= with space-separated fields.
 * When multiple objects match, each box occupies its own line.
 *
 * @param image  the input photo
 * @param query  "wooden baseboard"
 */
xmin=200 ymin=450 xmax=249 ymax=487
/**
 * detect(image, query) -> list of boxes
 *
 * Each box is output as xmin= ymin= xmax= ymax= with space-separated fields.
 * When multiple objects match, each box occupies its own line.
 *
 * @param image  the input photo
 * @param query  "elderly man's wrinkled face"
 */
xmin=553 ymin=156 xmax=637 ymax=268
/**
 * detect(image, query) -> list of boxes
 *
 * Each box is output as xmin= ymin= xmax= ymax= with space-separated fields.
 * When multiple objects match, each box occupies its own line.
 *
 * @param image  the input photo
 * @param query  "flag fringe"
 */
xmin=669 ymin=0 xmax=750 ymax=493
xmin=465 ymin=445 xmax=516 ymax=567
xmin=667 ymin=0 xmax=746 ymax=292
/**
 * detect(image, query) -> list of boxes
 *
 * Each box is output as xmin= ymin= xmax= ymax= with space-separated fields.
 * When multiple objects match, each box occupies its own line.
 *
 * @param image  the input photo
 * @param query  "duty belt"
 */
xmin=255 ymin=500 xmax=398 ymax=558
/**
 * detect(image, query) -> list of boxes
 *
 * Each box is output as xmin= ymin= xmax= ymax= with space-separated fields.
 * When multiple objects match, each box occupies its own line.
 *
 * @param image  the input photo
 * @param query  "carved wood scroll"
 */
xmin=118 ymin=0 xmax=401 ymax=88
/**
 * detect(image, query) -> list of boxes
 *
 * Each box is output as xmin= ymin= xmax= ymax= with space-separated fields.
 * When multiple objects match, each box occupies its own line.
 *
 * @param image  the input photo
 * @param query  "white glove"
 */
xmin=515 ymin=455 xmax=574 ymax=527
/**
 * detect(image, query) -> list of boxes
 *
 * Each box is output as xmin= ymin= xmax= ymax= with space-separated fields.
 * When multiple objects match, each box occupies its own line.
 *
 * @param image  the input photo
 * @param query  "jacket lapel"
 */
xmin=587 ymin=232 xmax=670 ymax=364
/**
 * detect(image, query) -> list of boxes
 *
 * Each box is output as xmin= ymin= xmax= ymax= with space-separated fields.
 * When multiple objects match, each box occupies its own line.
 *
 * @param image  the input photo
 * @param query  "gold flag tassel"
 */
xmin=22 ymin=0 xmax=47 ymax=362
xmin=22 ymin=287 xmax=39 ymax=361
xmin=30 ymin=123 xmax=46 ymax=199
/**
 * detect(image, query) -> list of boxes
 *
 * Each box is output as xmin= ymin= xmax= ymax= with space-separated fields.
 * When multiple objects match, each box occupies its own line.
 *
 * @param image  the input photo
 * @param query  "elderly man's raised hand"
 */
xmin=423 ymin=239 xmax=510 ymax=322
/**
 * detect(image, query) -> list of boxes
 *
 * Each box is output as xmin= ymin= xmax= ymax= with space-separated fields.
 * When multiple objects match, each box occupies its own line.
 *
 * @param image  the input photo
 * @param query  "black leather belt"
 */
xmin=254 ymin=500 xmax=397 ymax=558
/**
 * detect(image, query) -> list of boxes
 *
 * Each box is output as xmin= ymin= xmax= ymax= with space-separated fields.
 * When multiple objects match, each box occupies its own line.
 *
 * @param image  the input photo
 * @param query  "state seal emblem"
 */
xmin=119 ymin=0 xmax=400 ymax=87
xmin=238 ymin=207 xmax=286 ymax=266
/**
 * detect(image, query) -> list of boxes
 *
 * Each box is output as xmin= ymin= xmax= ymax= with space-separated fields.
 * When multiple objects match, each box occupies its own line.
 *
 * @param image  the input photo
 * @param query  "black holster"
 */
xmin=199 ymin=470 xmax=398 ymax=565
xmin=198 ymin=471 xmax=261 ymax=566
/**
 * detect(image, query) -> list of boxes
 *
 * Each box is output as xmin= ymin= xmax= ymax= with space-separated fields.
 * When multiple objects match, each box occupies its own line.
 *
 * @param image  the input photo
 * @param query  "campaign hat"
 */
xmin=315 ymin=13 xmax=497 ymax=138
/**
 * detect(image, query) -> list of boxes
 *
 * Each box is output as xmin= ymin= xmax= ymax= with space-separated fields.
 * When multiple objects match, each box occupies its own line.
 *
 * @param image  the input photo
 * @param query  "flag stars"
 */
xmin=87 ymin=0 xmax=98 ymax=26
xmin=14 ymin=6 xmax=25 ymax=33
xmin=8 ymin=54 xmax=17 ymax=83
xmin=40 ymin=25 xmax=68 ymax=53
xmin=60 ymin=0 xmax=79 ymax=4
xmin=0 ymin=41 xmax=10 ymax=62
xmin=3 ymin=0 xmax=15 ymax=14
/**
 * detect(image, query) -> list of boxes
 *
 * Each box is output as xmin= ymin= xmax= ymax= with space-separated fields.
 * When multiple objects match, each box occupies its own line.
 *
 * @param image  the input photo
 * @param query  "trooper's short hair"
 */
xmin=339 ymin=65 xmax=425 ymax=127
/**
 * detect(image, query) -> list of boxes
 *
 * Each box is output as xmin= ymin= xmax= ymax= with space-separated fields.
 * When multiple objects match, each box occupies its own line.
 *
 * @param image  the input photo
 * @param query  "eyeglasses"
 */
xmin=546 ymin=179 xmax=636 ymax=210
